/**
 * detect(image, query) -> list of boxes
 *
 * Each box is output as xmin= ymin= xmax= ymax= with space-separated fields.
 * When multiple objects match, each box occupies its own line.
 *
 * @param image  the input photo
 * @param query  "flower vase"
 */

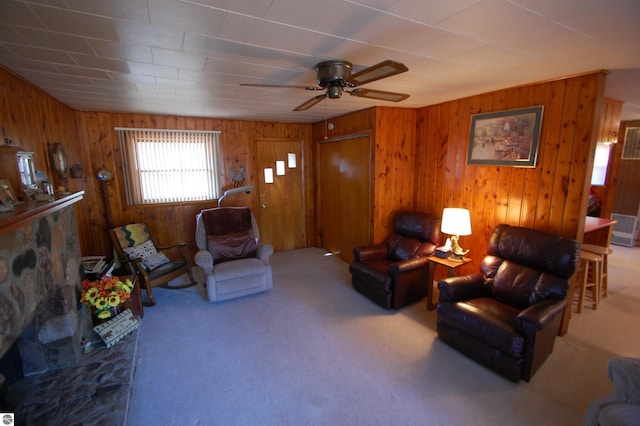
xmin=91 ymin=306 xmax=121 ymax=326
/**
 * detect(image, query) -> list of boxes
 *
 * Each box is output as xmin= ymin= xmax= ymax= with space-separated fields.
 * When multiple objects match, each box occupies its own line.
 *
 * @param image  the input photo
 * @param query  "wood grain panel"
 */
xmin=415 ymin=71 xmax=608 ymax=280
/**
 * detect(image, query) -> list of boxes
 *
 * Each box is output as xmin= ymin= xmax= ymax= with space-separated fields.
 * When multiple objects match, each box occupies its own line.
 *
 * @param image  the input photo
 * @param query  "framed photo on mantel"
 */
xmin=467 ymin=106 xmax=544 ymax=168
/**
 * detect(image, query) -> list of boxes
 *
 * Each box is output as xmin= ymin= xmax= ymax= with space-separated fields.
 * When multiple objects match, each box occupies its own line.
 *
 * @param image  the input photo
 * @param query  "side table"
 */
xmin=426 ymin=255 xmax=471 ymax=310
xmin=121 ymin=273 xmax=144 ymax=319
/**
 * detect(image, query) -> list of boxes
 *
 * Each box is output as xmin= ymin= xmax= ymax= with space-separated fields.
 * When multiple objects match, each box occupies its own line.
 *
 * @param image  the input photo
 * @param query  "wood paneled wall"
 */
xmin=1 ymin=67 xmax=314 ymax=260
xmin=74 ymin=112 xmax=314 ymax=259
xmin=311 ymin=106 xmax=418 ymax=246
xmin=0 ymin=67 xmax=81 ymax=194
xmin=2 ymin=65 xmax=612 ymax=273
xmin=416 ymin=71 xmax=608 ymax=273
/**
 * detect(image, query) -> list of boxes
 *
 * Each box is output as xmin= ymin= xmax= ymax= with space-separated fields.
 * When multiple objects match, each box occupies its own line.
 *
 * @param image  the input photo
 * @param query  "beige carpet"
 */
xmin=126 ymin=245 xmax=640 ymax=425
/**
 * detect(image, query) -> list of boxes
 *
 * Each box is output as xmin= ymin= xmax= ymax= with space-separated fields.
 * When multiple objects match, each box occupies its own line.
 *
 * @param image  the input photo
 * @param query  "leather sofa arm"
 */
xmin=194 ymin=249 xmax=213 ymax=273
xmin=353 ymin=243 xmax=387 ymax=262
xmin=437 ymin=272 xmax=485 ymax=302
xmin=516 ymin=298 xmax=568 ymax=331
xmin=257 ymin=243 xmax=274 ymax=264
xmin=389 ymin=256 xmax=430 ymax=274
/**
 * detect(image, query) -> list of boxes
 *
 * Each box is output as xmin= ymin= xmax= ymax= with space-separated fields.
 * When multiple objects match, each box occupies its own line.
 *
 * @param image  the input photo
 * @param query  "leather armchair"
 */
xmin=436 ymin=224 xmax=580 ymax=382
xmin=349 ymin=211 xmax=442 ymax=310
xmin=194 ymin=207 xmax=273 ymax=302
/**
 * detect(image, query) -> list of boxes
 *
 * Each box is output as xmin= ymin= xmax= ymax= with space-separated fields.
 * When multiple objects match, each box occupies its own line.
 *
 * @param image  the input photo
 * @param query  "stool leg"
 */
xmin=601 ymin=254 xmax=608 ymax=298
xmin=578 ymin=259 xmax=587 ymax=314
xmin=592 ymin=260 xmax=601 ymax=310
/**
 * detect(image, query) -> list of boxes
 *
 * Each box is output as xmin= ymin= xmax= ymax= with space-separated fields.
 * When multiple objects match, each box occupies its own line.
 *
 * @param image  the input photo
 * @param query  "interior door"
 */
xmin=318 ymin=135 xmax=371 ymax=264
xmin=257 ymin=139 xmax=305 ymax=252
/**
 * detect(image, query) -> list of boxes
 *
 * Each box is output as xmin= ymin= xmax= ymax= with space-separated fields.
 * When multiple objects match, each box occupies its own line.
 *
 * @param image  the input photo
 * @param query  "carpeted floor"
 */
xmin=126 ymin=246 xmax=640 ymax=425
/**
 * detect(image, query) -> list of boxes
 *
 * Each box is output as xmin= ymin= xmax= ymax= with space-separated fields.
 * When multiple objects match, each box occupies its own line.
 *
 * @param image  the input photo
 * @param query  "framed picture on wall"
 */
xmin=467 ymin=106 xmax=544 ymax=167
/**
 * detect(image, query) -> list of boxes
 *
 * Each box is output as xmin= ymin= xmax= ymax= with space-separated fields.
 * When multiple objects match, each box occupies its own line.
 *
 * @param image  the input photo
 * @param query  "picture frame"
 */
xmin=467 ymin=106 xmax=544 ymax=167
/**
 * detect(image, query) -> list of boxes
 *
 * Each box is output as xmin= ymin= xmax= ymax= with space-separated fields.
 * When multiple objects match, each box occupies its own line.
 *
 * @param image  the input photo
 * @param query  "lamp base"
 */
xmin=447 ymin=253 xmax=467 ymax=263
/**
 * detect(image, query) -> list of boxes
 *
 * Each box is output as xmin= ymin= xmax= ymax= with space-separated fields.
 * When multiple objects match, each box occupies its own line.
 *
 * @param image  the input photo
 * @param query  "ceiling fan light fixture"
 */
xmin=349 ymin=60 xmax=408 ymax=85
xmin=326 ymin=86 xmax=342 ymax=99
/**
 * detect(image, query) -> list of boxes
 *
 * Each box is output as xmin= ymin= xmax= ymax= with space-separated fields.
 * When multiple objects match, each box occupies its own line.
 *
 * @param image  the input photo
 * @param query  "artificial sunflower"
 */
xmin=80 ymin=275 xmax=135 ymax=320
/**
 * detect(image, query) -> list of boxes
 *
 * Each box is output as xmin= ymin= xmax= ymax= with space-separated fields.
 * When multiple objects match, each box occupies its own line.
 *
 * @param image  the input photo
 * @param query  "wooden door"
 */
xmin=257 ymin=139 xmax=305 ymax=252
xmin=318 ymin=135 xmax=371 ymax=263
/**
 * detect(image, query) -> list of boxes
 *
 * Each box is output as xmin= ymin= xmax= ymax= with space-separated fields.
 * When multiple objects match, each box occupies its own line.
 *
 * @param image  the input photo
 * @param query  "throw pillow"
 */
xmin=122 ymin=239 xmax=157 ymax=260
xmin=207 ymin=228 xmax=257 ymax=263
xmin=142 ymin=252 xmax=170 ymax=270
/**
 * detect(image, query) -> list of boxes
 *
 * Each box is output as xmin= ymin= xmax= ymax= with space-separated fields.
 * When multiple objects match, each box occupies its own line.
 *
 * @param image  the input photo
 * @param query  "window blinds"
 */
xmin=116 ymin=128 xmax=221 ymax=205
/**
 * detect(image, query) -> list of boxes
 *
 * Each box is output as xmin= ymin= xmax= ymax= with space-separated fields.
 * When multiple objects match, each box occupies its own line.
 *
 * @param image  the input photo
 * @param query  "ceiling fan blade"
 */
xmin=240 ymin=83 xmax=322 ymax=90
xmin=349 ymin=60 xmax=408 ymax=86
xmin=349 ymin=88 xmax=410 ymax=102
xmin=294 ymin=94 xmax=327 ymax=111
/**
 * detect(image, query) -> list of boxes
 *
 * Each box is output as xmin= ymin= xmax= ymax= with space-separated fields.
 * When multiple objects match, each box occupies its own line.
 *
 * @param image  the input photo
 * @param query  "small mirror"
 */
xmin=51 ymin=143 xmax=68 ymax=179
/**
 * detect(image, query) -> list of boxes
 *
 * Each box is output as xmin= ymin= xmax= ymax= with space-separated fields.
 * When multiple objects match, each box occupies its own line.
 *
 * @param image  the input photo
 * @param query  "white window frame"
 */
xmin=590 ymin=142 xmax=612 ymax=186
xmin=116 ymin=128 xmax=222 ymax=205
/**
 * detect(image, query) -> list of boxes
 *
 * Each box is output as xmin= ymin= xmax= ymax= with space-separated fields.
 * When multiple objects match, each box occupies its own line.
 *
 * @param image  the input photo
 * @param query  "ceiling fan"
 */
xmin=240 ymin=59 xmax=410 ymax=111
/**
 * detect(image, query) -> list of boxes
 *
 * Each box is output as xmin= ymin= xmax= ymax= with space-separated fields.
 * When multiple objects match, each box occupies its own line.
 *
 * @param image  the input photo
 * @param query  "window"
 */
xmin=116 ymin=128 xmax=221 ymax=205
xmin=622 ymin=127 xmax=640 ymax=159
xmin=590 ymin=142 xmax=611 ymax=186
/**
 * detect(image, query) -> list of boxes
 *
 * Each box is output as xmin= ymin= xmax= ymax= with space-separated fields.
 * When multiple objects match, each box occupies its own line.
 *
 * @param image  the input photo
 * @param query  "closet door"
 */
xmin=318 ymin=135 xmax=372 ymax=263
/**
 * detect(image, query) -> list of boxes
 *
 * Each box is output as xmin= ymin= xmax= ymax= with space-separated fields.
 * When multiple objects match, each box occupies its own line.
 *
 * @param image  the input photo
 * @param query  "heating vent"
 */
xmin=611 ymin=213 xmax=639 ymax=247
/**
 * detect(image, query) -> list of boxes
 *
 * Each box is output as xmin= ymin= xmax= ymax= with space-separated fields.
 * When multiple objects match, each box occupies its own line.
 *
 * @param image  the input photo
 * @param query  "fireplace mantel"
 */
xmin=0 ymin=191 xmax=84 ymax=237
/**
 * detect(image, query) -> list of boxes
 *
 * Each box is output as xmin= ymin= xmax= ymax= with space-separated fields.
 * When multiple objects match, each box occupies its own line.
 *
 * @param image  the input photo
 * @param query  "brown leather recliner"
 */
xmin=436 ymin=224 xmax=580 ymax=382
xmin=349 ymin=212 xmax=442 ymax=310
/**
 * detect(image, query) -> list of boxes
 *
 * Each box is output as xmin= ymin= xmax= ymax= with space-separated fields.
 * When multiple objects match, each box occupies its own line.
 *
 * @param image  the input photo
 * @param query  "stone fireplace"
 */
xmin=0 ymin=193 xmax=87 ymax=380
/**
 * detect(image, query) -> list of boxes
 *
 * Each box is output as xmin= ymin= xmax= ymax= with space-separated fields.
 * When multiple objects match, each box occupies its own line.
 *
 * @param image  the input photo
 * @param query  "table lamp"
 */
xmin=441 ymin=208 xmax=472 ymax=262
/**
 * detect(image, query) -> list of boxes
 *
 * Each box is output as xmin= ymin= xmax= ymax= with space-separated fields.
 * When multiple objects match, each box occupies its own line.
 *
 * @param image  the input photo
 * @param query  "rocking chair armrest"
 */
xmin=156 ymin=242 xmax=187 ymax=251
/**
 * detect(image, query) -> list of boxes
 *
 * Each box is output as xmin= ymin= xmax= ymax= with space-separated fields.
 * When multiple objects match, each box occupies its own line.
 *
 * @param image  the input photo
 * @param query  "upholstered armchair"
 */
xmin=583 ymin=357 xmax=640 ymax=425
xmin=194 ymin=207 xmax=273 ymax=302
xmin=436 ymin=224 xmax=580 ymax=382
xmin=349 ymin=211 xmax=442 ymax=310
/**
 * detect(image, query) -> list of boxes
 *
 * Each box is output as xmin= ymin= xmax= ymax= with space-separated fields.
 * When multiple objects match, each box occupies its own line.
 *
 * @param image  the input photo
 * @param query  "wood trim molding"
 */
xmin=0 ymin=191 xmax=84 ymax=236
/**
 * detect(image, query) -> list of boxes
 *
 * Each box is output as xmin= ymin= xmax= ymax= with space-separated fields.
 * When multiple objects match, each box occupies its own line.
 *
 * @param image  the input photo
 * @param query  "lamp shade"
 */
xmin=441 ymin=208 xmax=472 ymax=236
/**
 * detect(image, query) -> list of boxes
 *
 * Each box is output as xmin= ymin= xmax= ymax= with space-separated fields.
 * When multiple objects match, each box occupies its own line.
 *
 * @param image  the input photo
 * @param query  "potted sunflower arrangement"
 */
xmin=80 ymin=275 xmax=135 ymax=323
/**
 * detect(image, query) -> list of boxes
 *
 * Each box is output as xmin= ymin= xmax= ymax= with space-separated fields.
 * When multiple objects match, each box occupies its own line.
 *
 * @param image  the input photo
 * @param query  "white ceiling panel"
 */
xmin=0 ymin=0 xmax=638 ymax=123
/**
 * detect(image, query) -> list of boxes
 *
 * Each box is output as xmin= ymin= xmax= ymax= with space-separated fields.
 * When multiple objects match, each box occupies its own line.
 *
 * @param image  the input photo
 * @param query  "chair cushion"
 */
xmin=148 ymin=261 xmax=187 ymax=280
xmin=437 ymin=298 xmax=525 ymax=358
xmin=208 ymin=229 xmax=257 ymax=263
xmin=213 ymin=258 xmax=266 ymax=281
xmin=388 ymin=235 xmax=421 ymax=261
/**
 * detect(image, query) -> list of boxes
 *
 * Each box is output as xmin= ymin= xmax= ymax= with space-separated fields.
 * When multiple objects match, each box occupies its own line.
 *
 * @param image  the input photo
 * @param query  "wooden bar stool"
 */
xmin=576 ymin=250 xmax=602 ymax=313
xmin=581 ymin=243 xmax=612 ymax=300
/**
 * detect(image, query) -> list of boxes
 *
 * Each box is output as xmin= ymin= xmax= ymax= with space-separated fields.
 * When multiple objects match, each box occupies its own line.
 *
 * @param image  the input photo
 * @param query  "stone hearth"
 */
xmin=0 ymin=204 xmax=85 ymax=377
